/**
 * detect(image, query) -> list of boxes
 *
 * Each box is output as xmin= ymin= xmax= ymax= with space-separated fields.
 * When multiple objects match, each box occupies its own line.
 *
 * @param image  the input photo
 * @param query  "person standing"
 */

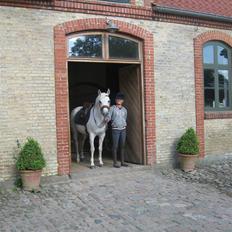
xmin=105 ymin=92 xmax=128 ymax=168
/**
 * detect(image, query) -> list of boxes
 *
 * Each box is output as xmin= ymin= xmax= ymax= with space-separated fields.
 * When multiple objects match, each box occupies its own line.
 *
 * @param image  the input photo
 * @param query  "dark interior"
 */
xmin=68 ymin=61 xmax=131 ymax=161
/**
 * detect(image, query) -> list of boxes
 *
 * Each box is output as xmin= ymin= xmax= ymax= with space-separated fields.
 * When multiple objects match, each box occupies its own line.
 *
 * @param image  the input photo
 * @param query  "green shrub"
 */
xmin=16 ymin=138 xmax=46 ymax=170
xmin=176 ymin=128 xmax=199 ymax=155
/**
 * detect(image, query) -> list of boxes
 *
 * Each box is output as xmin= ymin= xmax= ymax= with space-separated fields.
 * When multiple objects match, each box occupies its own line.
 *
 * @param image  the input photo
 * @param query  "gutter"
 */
xmin=152 ymin=5 xmax=232 ymax=24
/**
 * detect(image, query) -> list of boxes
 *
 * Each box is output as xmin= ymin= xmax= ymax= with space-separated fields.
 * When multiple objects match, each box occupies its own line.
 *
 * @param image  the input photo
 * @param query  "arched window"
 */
xmin=203 ymin=42 xmax=232 ymax=110
xmin=67 ymin=32 xmax=141 ymax=63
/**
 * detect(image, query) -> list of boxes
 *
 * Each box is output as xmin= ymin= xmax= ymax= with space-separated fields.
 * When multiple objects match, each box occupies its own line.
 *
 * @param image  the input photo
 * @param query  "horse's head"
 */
xmin=96 ymin=89 xmax=111 ymax=116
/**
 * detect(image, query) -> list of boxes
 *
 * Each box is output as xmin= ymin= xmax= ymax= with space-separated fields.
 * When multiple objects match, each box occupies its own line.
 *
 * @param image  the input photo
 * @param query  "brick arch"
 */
xmin=194 ymin=31 xmax=232 ymax=158
xmin=54 ymin=18 xmax=155 ymax=175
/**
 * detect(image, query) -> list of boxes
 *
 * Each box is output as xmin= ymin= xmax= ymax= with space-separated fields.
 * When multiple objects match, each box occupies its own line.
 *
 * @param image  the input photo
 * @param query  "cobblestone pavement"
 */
xmin=161 ymin=157 xmax=232 ymax=197
xmin=0 ymin=165 xmax=232 ymax=232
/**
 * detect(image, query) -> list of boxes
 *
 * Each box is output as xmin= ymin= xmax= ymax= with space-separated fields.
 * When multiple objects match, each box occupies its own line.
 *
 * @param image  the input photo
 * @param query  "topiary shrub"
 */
xmin=176 ymin=128 xmax=199 ymax=155
xmin=16 ymin=138 xmax=46 ymax=170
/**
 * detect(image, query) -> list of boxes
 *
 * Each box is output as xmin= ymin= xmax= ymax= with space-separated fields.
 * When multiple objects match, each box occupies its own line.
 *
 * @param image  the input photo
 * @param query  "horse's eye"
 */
xmin=108 ymin=100 xmax=110 ymax=103
xmin=99 ymin=100 xmax=102 ymax=104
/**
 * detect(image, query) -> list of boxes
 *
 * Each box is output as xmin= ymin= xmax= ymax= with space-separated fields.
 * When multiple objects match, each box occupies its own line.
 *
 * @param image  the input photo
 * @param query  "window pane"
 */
xmin=109 ymin=36 xmax=139 ymax=59
xmin=219 ymin=88 xmax=230 ymax=108
xmin=68 ymin=35 xmax=102 ymax=58
xmin=217 ymin=46 xmax=228 ymax=65
xmin=203 ymin=45 xmax=214 ymax=64
xmin=218 ymin=70 xmax=230 ymax=108
xmin=218 ymin=70 xmax=229 ymax=89
xmin=204 ymin=69 xmax=215 ymax=87
xmin=204 ymin=89 xmax=215 ymax=108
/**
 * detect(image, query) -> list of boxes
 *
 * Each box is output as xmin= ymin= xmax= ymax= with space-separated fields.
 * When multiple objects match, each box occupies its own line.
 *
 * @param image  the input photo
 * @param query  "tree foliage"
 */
xmin=71 ymin=36 xmax=102 ymax=57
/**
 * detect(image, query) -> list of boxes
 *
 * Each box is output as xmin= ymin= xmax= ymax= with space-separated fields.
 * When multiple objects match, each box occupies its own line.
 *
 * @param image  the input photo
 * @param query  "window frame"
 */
xmin=203 ymin=41 xmax=232 ymax=111
xmin=98 ymin=0 xmax=130 ymax=4
xmin=67 ymin=32 xmax=142 ymax=64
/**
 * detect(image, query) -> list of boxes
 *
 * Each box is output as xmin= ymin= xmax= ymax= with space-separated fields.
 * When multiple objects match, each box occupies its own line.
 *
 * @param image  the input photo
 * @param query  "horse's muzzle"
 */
xmin=101 ymin=105 xmax=110 ymax=116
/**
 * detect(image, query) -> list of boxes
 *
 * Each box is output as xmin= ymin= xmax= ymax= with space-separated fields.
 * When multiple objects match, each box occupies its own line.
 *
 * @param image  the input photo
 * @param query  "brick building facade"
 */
xmin=0 ymin=0 xmax=232 ymax=181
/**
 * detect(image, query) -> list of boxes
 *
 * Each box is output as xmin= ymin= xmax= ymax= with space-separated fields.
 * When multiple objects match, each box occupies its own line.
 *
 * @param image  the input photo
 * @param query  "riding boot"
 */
xmin=113 ymin=149 xmax=120 ymax=168
xmin=120 ymin=148 xmax=128 ymax=167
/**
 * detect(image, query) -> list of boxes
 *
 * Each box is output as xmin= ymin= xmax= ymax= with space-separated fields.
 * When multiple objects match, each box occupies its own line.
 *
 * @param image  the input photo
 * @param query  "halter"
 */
xmin=100 ymin=105 xmax=110 ymax=112
xmin=92 ymin=105 xmax=109 ymax=128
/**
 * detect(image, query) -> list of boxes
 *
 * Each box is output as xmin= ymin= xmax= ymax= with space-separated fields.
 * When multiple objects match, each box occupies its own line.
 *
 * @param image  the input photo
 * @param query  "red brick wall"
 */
xmin=194 ymin=31 xmax=232 ymax=158
xmin=54 ymin=18 xmax=156 ymax=175
xmin=1 ymin=0 xmax=232 ymax=30
xmin=1 ymin=0 xmax=152 ymax=20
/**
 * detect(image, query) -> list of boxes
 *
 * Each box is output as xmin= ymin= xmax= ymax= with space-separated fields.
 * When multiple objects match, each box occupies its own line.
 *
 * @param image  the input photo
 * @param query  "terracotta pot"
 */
xmin=19 ymin=170 xmax=42 ymax=191
xmin=179 ymin=153 xmax=198 ymax=172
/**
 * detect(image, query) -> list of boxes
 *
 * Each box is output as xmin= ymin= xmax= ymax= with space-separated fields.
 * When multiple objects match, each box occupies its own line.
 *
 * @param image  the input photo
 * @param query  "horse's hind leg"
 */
xmin=98 ymin=133 xmax=105 ymax=167
xmin=80 ymin=133 xmax=87 ymax=161
xmin=72 ymin=125 xmax=80 ymax=163
xmin=89 ymin=133 xmax=96 ymax=168
xmin=74 ymin=135 xmax=80 ymax=163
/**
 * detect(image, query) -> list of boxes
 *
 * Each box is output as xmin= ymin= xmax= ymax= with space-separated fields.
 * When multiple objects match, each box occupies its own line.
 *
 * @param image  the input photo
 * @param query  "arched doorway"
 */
xmin=54 ymin=18 xmax=155 ymax=175
xmin=68 ymin=32 xmax=144 ymax=170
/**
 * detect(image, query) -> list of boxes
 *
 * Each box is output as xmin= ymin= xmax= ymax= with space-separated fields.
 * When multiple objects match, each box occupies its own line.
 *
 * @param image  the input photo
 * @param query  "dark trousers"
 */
xmin=112 ymin=129 xmax=126 ymax=164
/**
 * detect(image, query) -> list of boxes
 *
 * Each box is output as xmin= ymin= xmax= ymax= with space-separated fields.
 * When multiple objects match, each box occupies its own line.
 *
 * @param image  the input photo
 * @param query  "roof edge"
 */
xmin=152 ymin=4 xmax=232 ymax=24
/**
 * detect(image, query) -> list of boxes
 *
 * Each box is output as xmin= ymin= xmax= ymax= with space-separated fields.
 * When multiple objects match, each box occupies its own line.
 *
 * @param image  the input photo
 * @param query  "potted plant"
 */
xmin=176 ymin=128 xmax=199 ymax=172
xmin=16 ymin=138 xmax=46 ymax=191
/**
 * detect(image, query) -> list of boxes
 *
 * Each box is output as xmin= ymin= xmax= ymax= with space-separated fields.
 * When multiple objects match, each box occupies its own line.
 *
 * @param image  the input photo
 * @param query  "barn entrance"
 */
xmin=68 ymin=61 xmax=145 ymax=171
xmin=66 ymin=31 xmax=146 ymax=172
xmin=54 ymin=19 xmax=156 ymax=176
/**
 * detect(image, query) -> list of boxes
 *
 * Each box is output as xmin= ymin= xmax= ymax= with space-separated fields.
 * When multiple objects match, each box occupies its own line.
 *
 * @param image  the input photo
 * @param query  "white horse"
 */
xmin=71 ymin=89 xmax=111 ymax=168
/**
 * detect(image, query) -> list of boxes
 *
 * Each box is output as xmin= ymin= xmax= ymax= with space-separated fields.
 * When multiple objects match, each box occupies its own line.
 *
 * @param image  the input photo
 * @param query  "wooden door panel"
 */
xmin=119 ymin=65 xmax=143 ymax=164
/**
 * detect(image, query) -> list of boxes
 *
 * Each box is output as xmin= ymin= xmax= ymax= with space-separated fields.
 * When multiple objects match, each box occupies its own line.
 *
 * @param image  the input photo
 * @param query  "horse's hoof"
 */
xmin=90 ymin=165 xmax=95 ymax=169
xmin=98 ymin=163 xmax=103 ymax=167
xmin=80 ymin=157 xmax=85 ymax=162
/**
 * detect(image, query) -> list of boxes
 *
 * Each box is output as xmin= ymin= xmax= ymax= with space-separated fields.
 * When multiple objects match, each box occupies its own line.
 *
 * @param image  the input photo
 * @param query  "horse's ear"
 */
xmin=98 ymin=89 xmax=101 ymax=95
xmin=107 ymin=89 xmax=110 ymax=96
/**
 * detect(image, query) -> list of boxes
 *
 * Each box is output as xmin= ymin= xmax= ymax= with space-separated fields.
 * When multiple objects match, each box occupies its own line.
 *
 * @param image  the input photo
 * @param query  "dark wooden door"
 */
xmin=119 ymin=65 xmax=143 ymax=164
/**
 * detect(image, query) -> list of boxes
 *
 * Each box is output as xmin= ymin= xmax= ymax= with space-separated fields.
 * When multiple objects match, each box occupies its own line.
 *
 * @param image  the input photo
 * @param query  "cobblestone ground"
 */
xmin=161 ymin=158 xmax=232 ymax=197
xmin=0 ymin=165 xmax=232 ymax=232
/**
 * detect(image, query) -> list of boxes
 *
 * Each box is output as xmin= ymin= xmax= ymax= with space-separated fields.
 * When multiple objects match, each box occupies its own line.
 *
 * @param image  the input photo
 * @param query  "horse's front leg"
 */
xmin=89 ymin=133 xmax=95 ymax=168
xmin=98 ymin=133 xmax=105 ymax=167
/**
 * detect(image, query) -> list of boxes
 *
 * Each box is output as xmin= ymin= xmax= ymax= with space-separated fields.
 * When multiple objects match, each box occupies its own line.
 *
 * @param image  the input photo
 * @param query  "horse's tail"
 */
xmin=70 ymin=106 xmax=83 ymax=162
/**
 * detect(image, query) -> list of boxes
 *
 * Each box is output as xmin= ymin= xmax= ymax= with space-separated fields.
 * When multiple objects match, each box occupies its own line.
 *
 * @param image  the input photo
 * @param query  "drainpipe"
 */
xmin=152 ymin=5 xmax=232 ymax=24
